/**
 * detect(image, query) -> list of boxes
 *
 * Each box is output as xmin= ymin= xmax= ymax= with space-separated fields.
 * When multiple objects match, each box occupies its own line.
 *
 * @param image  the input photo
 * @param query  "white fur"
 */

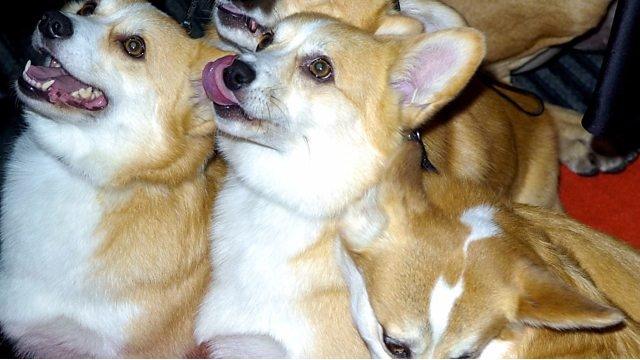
xmin=479 ymin=339 xmax=515 ymax=359
xmin=195 ymin=175 xmax=326 ymax=357
xmin=427 ymin=276 xmax=464 ymax=356
xmin=0 ymin=134 xmax=138 ymax=357
xmin=460 ymin=205 xmax=501 ymax=254
xmin=336 ymin=242 xmax=390 ymax=359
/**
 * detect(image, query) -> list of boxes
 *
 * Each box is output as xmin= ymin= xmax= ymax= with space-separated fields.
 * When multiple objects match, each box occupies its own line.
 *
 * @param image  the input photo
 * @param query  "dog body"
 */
xmin=196 ymin=13 xmax=491 ymax=356
xmin=0 ymin=0 xmax=225 ymax=357
xmin=337 ymin=149 xmax=640 ymax=357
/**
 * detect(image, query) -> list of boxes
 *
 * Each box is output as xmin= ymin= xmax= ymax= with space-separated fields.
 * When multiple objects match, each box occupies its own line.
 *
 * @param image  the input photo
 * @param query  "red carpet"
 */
xmin=560 ymin=160 xmax=640 ymax=248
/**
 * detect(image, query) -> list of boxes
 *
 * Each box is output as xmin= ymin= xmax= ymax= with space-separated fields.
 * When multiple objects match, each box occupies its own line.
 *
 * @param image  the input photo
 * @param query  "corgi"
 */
xmin=0 ymin=0 xmax=226 ymax=357
xmin=336 ymin=148 xmax=640 ymax=357
xmin=208 ymin=0 xmax=626 ymax=176
xmin=194 ymin=12 xmax=560 ymax=356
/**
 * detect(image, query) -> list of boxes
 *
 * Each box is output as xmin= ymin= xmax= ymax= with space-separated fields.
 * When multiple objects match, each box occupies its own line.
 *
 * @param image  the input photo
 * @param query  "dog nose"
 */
xmin=223 ymin=60 xmax=256 ymax=91
xmin=39 ymin=11 xmax=74 ymax=39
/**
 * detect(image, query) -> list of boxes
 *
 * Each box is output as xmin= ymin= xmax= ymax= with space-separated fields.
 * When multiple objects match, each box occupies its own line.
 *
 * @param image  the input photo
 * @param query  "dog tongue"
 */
xmin=26 ymin=64 xmax=107 ymax=110
xmin=202 ymin=55 xmax=240 ymax=106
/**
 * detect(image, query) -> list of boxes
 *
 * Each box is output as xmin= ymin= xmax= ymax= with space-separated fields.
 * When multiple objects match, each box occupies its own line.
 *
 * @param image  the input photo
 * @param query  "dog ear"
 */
xmin=390 ymin=28 xmax=485 ymax=128
xmin=375 ymin=0 xmax=466 ymax=37
xmin=398 ymin=0 xmax=467 ymax=32
xmin=513 ymin=263 xmax=625 ymax=330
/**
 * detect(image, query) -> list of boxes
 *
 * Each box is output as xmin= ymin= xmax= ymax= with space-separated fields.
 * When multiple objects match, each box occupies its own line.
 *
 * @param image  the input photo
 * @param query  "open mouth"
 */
xmin=202 ymin=55 xmax=259 ymax=123
xmin=217 ymin=3 xmax=269 ymax=37
xmin=19 ymin=55 xmax=108 ymax=111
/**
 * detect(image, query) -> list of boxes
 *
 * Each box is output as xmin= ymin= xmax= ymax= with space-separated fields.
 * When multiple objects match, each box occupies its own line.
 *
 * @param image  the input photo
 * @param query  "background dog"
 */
xmin=337 ymin=154 xmax=640 ymax=357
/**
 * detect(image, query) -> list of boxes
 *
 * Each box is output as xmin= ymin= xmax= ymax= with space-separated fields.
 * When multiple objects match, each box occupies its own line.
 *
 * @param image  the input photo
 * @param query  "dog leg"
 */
xmin=547 ymin=104 xmax=630 ymax=175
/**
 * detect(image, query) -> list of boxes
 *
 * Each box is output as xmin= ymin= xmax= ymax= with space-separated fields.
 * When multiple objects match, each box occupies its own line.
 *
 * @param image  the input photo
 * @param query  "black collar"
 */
xmin=181 ymin=0 xmax=200 ymax=36
xmin=407 ymin=130 xmax=438 ymax=173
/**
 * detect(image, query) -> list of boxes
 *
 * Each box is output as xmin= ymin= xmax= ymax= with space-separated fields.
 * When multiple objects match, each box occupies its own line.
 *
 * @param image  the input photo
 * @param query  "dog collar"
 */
xmin=181 ymin=0 xmax=200 ymax=36
xmin=407 ymin=130 xmax=438 ymax=173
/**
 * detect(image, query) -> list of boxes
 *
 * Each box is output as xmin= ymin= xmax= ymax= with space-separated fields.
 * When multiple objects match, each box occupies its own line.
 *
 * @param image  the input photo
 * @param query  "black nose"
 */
xmin=223 ymin=60 xmax=256 ymax=91
xmin=39 ymin=11 xmax=73 ymax=39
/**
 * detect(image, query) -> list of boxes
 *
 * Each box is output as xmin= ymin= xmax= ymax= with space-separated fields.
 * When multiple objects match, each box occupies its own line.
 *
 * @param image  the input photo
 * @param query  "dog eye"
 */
xmin=122 ymin=36 xmax=146 ymax=59
xmin=383 ymin=334 xmax=412 ymax=359
xmin=308 ymin=57 xmax=333 ymax=81
xmin=256 ymin=31 xmax=273 ymax=52
xmin=77 ymin=0 xmax=97 ymax=16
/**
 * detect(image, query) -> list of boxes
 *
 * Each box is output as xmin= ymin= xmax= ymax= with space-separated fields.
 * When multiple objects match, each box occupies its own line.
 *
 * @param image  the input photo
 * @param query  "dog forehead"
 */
xmin=273 ymin=16 xmax=333 ymax=52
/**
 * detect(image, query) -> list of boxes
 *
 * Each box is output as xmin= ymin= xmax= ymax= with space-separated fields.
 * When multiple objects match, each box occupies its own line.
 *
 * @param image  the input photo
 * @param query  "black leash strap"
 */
xmin=407 ymin=130 xmax=438 ymax=173
xmin=479 ymin=73 xmax=545 ymax=117
xmin=181 ymin=0 xmax=200 ymax=35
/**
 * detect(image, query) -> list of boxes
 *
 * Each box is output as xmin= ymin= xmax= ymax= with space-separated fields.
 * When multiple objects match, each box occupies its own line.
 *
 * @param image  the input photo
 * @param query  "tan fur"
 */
xmin=340 ymin=143 xmax=640 ymax=357
xmin=68 ymin=2 xmax=229 ymax=356
xmin=438 ymin=0 xmax=613 ymax=78
xmin=421 ymin=80 xmax=560 ymax=209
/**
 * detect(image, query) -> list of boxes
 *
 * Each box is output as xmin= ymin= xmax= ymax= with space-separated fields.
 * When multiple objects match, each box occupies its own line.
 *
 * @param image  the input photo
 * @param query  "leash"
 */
xmin=181 ymin=0 xmax=201 ymax=36
xmin=407 ymin=130 xmax=438 ymax=173
xmin=479 ymin=72 xmax=546 ymax=117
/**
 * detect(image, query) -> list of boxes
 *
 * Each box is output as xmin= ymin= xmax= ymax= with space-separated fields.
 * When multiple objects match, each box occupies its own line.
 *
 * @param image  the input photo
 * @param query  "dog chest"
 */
xmin=196 ymin=176 xmax=344 ymax=356
xmin=0 ymin=133 xmax=137 ymax=357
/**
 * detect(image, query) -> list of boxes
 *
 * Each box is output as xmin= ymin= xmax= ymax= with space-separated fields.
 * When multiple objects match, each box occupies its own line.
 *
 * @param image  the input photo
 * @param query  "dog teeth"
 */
xmin=71 ymin=90 xmax=80 ymax=99
xmin=248 ymin=19 xmax=258 ymax=33
xmin=78 ymin=87 xmax=93 ymax=100
xmin=50 ymin=58 xmax=62 ymax=68
xmin=41 ymin=80 xmax=55 ymax=91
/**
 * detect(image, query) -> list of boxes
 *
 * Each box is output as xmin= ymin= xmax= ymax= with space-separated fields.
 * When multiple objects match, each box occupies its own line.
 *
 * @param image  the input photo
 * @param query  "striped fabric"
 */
xmin=513 ymin=49 xmax=605 ymax=114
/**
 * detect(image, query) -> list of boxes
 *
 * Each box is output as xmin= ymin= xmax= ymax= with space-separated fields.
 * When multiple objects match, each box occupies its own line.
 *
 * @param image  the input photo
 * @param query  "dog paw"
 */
xmin=562 ymin=142 xmax=637 ymax=176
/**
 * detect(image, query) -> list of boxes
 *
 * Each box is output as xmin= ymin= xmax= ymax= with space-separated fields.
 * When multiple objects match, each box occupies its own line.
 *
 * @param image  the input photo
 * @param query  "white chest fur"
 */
xmin=196 ymin=173 xmax=336 ymax=357
xmin=0 ymin=133 xmax=137 ymax=357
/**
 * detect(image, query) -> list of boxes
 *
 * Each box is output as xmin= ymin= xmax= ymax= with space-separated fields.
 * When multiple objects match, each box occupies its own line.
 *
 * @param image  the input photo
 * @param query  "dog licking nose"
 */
xmin=202 ymin=55 xmax=255 ymax=106
xmin=39 ymin=11 xmax=73 ymax=39
xmin=224 ymin=60 xmax=256 ymax=90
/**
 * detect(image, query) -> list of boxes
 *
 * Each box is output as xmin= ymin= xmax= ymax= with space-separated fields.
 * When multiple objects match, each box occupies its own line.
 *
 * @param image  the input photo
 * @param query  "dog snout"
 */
xmin=223 ymin=60 xmax=256 ymax=91
xmin=39 ymin=11 xmax=74 ymax=40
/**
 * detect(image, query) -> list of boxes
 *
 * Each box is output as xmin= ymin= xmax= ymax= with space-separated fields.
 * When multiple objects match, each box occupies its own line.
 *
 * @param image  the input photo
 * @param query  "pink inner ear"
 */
xmin=392 ymin=43 xmax=458 ymax=106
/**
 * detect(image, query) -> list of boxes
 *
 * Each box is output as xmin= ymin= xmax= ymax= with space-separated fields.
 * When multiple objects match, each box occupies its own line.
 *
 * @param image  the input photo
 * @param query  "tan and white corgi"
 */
xmin=0 ymin=0 xmax=227 ymax=357
xmin=337 ymin=153 xmax=640 ymax=357
xmin=195 ymin=12 xmax=560 ymax=356
xmin=209 ymin=0 xmax=626 ymax=176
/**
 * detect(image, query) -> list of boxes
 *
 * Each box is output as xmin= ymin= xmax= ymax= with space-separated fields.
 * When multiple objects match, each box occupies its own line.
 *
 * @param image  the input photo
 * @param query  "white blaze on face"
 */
xmin=427 ymin=276 xmax=464 ymax=356
xmin=460 ymin=205 xmax=501 ymax=254
xmin=426 ymin=205 xmax=501 ymax=355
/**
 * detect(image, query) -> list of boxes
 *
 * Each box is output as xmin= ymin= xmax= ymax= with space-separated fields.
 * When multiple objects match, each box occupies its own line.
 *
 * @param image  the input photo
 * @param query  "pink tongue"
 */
xmin=26 ymin=64 xmax=107 ymax=111
xmin=27 ymin=65 xmax=84 ymax=92
xmin=202 ymin=55 xmax=240 ymax=106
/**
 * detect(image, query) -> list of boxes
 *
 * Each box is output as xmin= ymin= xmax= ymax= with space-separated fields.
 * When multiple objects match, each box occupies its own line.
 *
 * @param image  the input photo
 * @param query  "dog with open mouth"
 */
xmin=194 ymin=13 xmax=503 ymax=356
xmin=0 ymin=0 xmax=227 ymax=357
xmin=335 ymin=159 xmax=640 ymax=358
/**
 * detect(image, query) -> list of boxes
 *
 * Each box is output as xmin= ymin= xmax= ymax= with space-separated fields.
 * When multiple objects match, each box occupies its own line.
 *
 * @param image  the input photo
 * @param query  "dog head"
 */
xmin=17 ymin=0 xmax=225 ymax=186
xmin=337 ymin=178 xmax=625 ymax=358
xmin=202 ymin=15 xmax=483 ymax=217
xmin=210 ymin=0 xmax=466 ymax=51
